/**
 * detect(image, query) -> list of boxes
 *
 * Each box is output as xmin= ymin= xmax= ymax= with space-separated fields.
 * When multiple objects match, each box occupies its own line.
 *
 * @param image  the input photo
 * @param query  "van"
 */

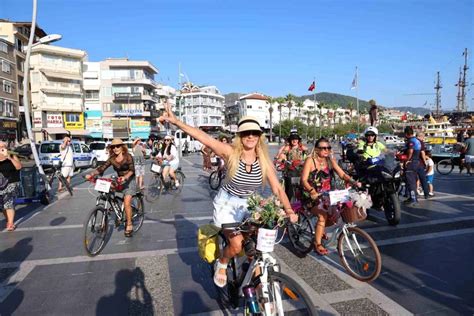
xmin=174 ymin=130 xmax=201 ymax=153
xmin=39 ymin=140 xmax=98 ymax=169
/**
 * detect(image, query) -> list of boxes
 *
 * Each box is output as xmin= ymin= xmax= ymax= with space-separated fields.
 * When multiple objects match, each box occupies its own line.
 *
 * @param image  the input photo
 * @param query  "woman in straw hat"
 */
xmin=159 ymin=102 xmax=297 ymax=288
xmin=156 ymin=135 xmax=180 ymax=188
xmin=86 ymin=138 xmax=137 ymax=237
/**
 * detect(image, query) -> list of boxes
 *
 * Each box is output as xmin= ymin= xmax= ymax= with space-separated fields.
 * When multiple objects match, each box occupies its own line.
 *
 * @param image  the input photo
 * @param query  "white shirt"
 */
xmin=60 ymin=144 xmax=74 ymax=167
xmin=158 ymin=145 xmax=179 ymax=164
xmin=426 ymin=158 xmax=434 ymax=176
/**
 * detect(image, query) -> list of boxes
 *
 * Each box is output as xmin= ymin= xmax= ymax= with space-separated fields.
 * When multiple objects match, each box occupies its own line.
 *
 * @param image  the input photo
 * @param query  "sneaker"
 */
xmin=403 ymin=198 xmax=418 ymax=206
xmin=175 ymin=180 xmax=180 ymax=188
xmin=428 ymin=192 xmax=434 ymax=196
xmin=417 ymin=188 xmax=424 ymax=196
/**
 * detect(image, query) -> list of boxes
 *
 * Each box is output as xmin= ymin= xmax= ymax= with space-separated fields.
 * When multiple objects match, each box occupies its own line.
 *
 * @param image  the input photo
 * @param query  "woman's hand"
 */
xmin=310 ymin=190 xmax=319 ymax=200
xmin=158 ymin=102 xmax=179 ymax=125
xmin=288 ymin=213 xmax=298 ymax=223
xmin=85 ymin=174 xmax=94 ymax=181
xmin=118 ymin=176 xmax=126 ymax=183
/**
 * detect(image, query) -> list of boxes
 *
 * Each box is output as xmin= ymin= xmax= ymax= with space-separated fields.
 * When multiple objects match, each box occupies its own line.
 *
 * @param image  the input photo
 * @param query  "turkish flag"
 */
xmin=308 ymin=81 xmax=315 ymax=91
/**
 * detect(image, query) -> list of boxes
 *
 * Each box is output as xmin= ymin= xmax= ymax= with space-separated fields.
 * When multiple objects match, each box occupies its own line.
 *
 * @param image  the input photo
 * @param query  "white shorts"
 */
xmin=61 ymin=166 xmax=74 ymax=178
xmin=465 ymin=155 xmax=474 ymax=163
xmin=168 ymin=160 xmax=179 ymax=171
xmin=213 ymin=189 xmax=249 ymax=227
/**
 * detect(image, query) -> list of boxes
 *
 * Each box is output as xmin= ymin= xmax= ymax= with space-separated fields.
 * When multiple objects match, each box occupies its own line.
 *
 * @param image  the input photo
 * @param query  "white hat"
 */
xmin=237 ymin=116 xmax=261 ymax=133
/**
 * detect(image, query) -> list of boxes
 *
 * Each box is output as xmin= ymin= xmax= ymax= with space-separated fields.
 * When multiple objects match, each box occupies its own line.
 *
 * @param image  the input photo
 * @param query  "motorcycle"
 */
xmin=347 ymin=150 xmax=402 ymax=226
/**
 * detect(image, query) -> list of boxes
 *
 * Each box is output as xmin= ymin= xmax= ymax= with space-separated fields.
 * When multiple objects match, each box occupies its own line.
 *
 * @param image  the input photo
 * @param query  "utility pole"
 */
xmin=455 ymin=48 xmax=469 ymax=114
xmin=434 ymin=71 xmax=442 ymax=117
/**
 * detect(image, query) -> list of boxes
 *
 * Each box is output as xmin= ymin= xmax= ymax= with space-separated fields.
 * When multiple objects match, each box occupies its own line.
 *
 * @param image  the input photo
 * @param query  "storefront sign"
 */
xmin=63 ymin=113 xmax=84 ymax=130
xmin=33 ymin=111 xmax=43 ymax=128
xmin=102 ymin=119 xmax=113 ymax=139
xmin=130 ymin=120 xmax=150 ymax=132
xmin=1 ymin=121 xmax=17 ymax=129
xmin=114 ymin=110 xmax=143 ymax=117
xmin=47 ymin=112 xmax=63 ymax=128
xmin=85 ymin=119 xmax=102 ymax=133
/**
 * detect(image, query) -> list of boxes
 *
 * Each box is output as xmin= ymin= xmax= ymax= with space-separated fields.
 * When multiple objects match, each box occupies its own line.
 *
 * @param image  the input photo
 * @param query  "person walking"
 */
xmin=463 ymin=131 xmax=474 ymax=175
xmin=425 ymin=150 xmax=435 ymax=196
xmin=132 ymin=138 xmax=146 ymax=190
xmin=368 ymin=99 xmax=378 ymax=127
xmin=58 ymin=136 xmax=74 ymax=193
xmin=0 ymin=141 xmax=22 ymax=231
xmin=158 ymin=104 xmax=297 ymax=288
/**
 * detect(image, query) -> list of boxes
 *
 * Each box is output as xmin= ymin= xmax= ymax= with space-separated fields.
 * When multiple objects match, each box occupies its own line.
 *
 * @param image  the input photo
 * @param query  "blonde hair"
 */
xmin=226 ymin=134 xmax=272 ymax=186
xmin=0 ymin=141 xmax=7 ymax=149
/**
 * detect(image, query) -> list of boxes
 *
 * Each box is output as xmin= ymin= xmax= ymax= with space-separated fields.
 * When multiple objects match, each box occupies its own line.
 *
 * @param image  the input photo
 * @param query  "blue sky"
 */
xmin=2 ymin=0 xmax=473 ymax=110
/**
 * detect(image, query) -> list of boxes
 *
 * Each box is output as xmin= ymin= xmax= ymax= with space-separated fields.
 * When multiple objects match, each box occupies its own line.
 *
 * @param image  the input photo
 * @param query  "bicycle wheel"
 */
xmin=337 ymin=226 xmax=382 ymax=282
xmin=170 ymin=171 xmax=185 ymax=195
xmin=436 ymin=158 xmax=454 ymax=175
xmin=287 ymin=213 xmax=314 ymax=255
xmin=83 ymin=206 xmax=109 ymax=256
xmin=209 ymin=170 xmax=221 ymax=190
xmin=58 ymin=175 xmax=73 ymax=196
xmin=248 ymin=271 xmax=317 ymax=315
xmin=145 ymin=173 xmax=162 ymax=202
xmin=131 ymin=194 xmax=145 ymax=232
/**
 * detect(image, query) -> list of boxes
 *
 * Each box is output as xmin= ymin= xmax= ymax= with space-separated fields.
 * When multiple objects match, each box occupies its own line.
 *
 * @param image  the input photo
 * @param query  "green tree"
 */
xmin=285 ymin=93 xmax=296 ymax=120
xmin=266 ymin=96 xmax=274 ymax=142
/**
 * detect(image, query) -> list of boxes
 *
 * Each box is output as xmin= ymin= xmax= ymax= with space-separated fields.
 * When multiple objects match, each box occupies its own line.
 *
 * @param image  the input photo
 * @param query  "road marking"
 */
xmin=375 ymin=227 xmax=474 ymax=247
xmin=432 ymin=191 xmax=474 ymax=201
xmin=364 ymin=215 xmax=474 ymax=233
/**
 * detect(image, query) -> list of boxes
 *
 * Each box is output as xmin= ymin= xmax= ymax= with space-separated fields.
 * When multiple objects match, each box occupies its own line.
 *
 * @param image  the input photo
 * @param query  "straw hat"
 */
xmin=111 ymin=138 xmax=124 ymax=146
xmin=164 ymin=135 xmax=173 ymax=140
xmin=237 ymin=116 xmax=261 ymax=133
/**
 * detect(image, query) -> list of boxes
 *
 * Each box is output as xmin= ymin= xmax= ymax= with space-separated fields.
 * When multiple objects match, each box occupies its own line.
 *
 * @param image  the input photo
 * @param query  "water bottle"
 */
xmin=242 ymin=286 xmax=260 ymax=313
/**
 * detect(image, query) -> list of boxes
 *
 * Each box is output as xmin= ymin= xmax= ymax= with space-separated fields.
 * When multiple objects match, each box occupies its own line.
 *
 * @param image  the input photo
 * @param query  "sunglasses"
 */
xmin=164 ymin=139 xmax=171 ymax=142
xmin=110 ymin=145 xmax=122 ymax=149
xmin=365 ymin=133 xmax=376 ymax=137
xmin=317 ymin=146 xmax=332 ymax=150
xmin=240 ymin=130 xmax=262 ymax=138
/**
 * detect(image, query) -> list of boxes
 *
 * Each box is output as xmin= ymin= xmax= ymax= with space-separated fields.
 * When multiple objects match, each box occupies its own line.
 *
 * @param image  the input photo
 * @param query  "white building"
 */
xmin=29 ymin=44 xmax=87 ymax=140
xmin=180 ymin=83 xmax=225 ymax=132
xmin=239 ymin=93 xmax=269 ymax=128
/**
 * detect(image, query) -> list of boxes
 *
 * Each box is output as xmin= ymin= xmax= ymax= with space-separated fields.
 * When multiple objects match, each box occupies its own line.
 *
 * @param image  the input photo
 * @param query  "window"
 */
xmin=73 ymin=143 xmax=81 ymax=153
xmin=1 ymin=60 xmax=10 ymax=73
xmin=247 ymin=105 xmax=252 ymax=109
xmin=0 ymin=42 xmax=7 ymax=53
xmin=15 ymin=38 xmax=22 ymax=52
xmin=81 ymin=144 xmax=91 ymax=153
xmin=66 ymin=113 xmax=80 ymax=122
xmin=3 ymin=80 xmax=12 ymax=93
xmin=40 ymin=143 xmax=60 ymax=154
xmin=85 ymin=90 xmax=99 ymax=99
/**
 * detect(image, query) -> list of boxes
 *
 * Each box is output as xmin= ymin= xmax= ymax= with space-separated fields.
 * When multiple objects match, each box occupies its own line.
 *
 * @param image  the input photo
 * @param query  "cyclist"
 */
xmin=278 ymin=130 xmax=308 ymax=201
xmin=155 ymin=135 xmax=180 ymax=188
xmin=85 ymin=138 xmax=136 ymax=237
xmin=301 ymin=137 xmax=359 ymax=256
xmin=158 ymin=104 xmax=297 ymax=288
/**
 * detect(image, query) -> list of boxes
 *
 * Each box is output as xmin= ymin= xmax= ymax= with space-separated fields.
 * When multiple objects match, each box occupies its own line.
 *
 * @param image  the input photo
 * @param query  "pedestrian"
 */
xmin=0 ymin=141 xmax=22 ymax=231
xmin=425 ymin=150 xmax=435 ymax=196
xmin=463 ymin=131 xmax=474 ymax=175
xmin=201 ymin=144 xmax=212 ymax=172
xmin=158 ymin=104 xmax=297 ymax=288
xmin=58 ymin=136 xmax=74 ymax=193
xmin=403 ymin=126 xmax=429 ymax=206
xmin=369 ymin=99 xmax=378 ymax=127
xmin=132 ymin=138 xmax=146 ymax=190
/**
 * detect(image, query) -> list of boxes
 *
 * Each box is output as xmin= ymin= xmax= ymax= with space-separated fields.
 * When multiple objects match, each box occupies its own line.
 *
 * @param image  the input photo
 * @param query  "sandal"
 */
xmin=314 ymin=243 xmax=329 ymax=256
xmin=6 ymin=223 xmax=16 ymax=232
xmin=213 ymin=259 xmax=228 ymax=288
xmin=322 ymin=233 xmax=329 ymax=241
xmin=124 ymin=225 xmax=133 ymax=237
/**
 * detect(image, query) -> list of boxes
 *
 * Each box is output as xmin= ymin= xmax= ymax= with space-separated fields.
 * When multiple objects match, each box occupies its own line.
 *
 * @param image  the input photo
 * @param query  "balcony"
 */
xmin=111 ymin=77 xmax=157 ymax=87
xmin=40 ymin=82 xmax=82 ymax=95
xmin=113 ymin=93 xmax=142 ymax=101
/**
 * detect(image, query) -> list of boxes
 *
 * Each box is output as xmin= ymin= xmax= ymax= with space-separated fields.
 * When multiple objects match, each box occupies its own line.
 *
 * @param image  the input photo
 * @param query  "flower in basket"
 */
xmin=247 ymin=193 xmax=286 ymax=229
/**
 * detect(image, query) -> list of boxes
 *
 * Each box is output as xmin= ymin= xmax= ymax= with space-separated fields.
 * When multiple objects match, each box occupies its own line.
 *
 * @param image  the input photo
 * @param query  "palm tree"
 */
xmin=285 ymin=93 xmax=295 ymax=121
xmin=266 ymin=96 xmax=274 ymax=142
xmin=275 ymin=97 xmax=285 ymax=143
xmin=295 ymin=100 xmax=304 ymax=122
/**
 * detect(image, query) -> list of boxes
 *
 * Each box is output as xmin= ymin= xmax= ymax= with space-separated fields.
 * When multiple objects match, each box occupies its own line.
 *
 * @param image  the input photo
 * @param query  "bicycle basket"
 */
xmin=197 ymin=224 xmax=220 ymax=264
xmin=341 ymin=205 xmax=367 ymax=223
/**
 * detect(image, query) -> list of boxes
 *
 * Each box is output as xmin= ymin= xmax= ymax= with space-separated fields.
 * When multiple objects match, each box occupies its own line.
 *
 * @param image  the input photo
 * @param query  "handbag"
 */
xmin=0 ymin=173 xmax=9 ymax=190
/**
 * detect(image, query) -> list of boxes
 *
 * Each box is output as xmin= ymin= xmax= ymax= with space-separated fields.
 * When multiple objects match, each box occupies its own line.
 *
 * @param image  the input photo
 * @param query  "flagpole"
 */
xmin=313 ymin=77 xmax=318 ymax=142
xmin=355 ymin=66 xmax=360 ymax=135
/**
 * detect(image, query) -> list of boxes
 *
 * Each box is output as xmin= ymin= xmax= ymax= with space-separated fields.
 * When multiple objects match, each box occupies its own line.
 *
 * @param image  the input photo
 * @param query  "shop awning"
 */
xmin=69 ymin=130 xmax=90 ymax=136
xmin=42 ymin=127 xmax=68 ymax=135
xmin=40 ymin=69 xmax=83 ymax=81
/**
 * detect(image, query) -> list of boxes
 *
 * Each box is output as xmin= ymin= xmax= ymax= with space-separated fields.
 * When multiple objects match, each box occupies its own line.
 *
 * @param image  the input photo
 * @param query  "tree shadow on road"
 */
xmin=96 ymin=267 xmax=154 ymax=316
xmin=0 ymin=237 xmax=34 ymax=315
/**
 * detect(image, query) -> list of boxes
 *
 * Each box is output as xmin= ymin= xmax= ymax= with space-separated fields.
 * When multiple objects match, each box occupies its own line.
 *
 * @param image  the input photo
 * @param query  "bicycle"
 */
xmin=436 ymin=154 xmax=460 ymax=175
xmin=83 ymin=176 xmax=145 ymax=256
xmin=214 ymin=220 xmax=318 ymax=315
xmin=146 ymin=162 xmax=185 ymax=202
xmin=209 ymin=167 xmax=226 ymax=190
xmin=288 ymin=189 xmax=382 ymax=282
xmin=45 ymin=158 xmax=73 ymax=196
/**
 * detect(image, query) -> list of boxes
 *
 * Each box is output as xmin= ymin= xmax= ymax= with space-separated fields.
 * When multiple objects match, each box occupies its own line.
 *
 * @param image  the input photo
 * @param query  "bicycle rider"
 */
xmin=85 ymin=138 xmax=137 ymax=237
xmin=277 ymin=129 xmax=308 ymax=201
xmin=155 ymin=135 xmax=180 ymax=188
xmin=158 ymin=104 xmax=297 ymax=288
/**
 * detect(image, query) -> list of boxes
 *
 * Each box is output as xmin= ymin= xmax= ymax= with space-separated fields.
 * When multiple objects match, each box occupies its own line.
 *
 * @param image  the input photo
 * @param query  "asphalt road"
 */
xmin=0 ymin=144 xmax=473 ymax=315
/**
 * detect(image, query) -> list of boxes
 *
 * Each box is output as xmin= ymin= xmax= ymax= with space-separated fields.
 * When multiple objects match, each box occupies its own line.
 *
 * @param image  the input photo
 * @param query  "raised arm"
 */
xmin=159 ymin=103 xmax=232 ymax=158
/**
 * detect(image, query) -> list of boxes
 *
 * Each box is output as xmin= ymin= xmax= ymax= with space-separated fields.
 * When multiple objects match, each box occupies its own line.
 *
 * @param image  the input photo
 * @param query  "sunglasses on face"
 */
xmin=366 ymin=133 xmax=376 ymax=137
xmin=165 ymin=139 xmax=171 ymax=142
xmin=318 ymin=146 xmax=332 ymax=151
xmin=240 ymin=130 xmax=262 ymax=138
xmin=111 ymin=145 xmax=121 ymax=149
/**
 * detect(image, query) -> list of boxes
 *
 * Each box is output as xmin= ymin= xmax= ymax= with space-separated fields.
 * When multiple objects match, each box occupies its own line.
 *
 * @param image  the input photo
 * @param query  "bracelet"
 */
xmin=307 ymin=188 xmax=315 ymax=193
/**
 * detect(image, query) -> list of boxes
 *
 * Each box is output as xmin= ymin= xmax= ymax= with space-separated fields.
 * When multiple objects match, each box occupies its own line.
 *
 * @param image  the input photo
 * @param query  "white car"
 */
xmin=382 ymin=135 xmax=405 ymax=145
xmin=39 ymin=140 xmax=98 ymax=169
xmin=89 ymin=141 xmax=110 ymax=163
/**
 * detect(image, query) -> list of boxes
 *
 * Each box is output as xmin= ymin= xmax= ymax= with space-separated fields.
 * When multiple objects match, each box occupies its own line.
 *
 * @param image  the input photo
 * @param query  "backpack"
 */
xmin=197 ymin=224 xmax=220 ymax=264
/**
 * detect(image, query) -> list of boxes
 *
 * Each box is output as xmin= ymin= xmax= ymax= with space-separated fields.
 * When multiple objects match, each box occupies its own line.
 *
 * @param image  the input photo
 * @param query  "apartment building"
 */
xmin=29 ymin=44 xmax=87 ymax=140
xmin=0 ymin=39 xmax=18 ymax=141
xmin=83 ymin=62 xmax=102 ymax=138
xmin=239 ymin=93 xmax=269 ymax=129
xmin=98 ymin=58 xmax=159 ymax=139
xmin=0 ymin=19 xmax=48 ymax=140
xmin=180 ymin=83 xmax=225 ymax=132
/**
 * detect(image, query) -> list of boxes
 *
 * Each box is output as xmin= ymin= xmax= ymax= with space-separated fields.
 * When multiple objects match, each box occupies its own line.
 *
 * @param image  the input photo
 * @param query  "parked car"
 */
xmin=89 ymin=141 xmax=110 ymax=163
xmin=381 ymin=135 xmax=405 ymax=145
xmin=13 ymin=143 xmax=40 ymax=159
xmin=39 ymin=140 xmax=98 ymax=169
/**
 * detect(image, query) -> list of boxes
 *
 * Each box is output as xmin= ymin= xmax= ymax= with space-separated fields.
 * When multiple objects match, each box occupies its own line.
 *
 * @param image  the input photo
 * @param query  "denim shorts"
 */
xmin=426 ymin=175 xmax=434 ymax=184
xmin=213 ymin=189 xmax=249 ymax=227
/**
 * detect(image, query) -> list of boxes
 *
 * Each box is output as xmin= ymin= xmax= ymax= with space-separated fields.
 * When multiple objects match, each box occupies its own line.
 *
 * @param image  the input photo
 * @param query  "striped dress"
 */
xmin=222 ymin=159 xmax=263 ymax=198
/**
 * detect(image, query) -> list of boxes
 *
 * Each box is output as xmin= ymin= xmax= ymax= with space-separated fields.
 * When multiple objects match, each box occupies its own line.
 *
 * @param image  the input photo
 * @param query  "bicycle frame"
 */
xmin=95 ymin=191 xmax=124 ymax=222
xmin=324 ymin=221 xmax=364 ymax=257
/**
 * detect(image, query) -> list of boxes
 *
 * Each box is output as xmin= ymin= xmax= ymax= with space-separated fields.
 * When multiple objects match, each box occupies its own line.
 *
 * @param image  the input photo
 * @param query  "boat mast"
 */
xmin=455 ymin=48 xmax=469 ymax=114
xmin=434 ymin=71 xmax=442 ymax=117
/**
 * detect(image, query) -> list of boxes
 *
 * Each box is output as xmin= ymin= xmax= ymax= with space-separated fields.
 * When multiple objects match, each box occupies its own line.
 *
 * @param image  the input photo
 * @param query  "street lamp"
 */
xmin=23 ymin=0 xmax=62 ymax=184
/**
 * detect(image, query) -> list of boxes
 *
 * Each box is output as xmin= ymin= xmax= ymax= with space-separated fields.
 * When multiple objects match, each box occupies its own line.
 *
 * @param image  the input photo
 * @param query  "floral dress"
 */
xmin=303 ymin=158 xmax=335 ymax=210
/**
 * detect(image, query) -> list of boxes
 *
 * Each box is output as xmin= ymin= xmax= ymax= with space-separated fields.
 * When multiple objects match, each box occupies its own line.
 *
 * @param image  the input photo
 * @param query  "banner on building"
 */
xmin=47 ymin=112 xmax=63 ymax=128
xmin=64 ymin=113 xmax=84 ymax=130
xmin=130 ymin=120 xmax=150 ymax=132
xmin=85 ymin=119 xmax=103 ymax=133
xmin=102 ymin=119 xmax=113 ymax=139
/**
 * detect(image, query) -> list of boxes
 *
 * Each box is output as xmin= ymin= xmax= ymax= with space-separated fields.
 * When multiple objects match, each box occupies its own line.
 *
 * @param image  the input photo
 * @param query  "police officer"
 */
xmin=403 ymin=126 xmax=429 ymax=205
